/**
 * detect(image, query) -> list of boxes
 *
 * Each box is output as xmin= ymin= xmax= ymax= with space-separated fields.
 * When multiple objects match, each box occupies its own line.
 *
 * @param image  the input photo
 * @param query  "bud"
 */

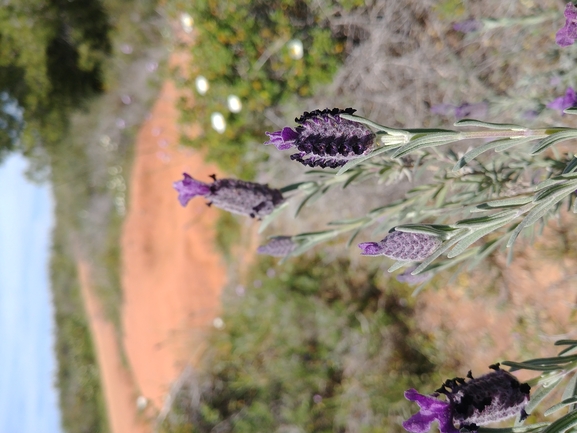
xmin=358 ymin=231 xmax=441 ymax=261
xmin=173 ymin=173 xmax=284 ymax=218
xmin=257 ymin=236 xmax=297 ymax=257
xmin=403 ymin=364 xmax=531 ymax=433
xmin=264 ymin=108 xmax=375 ymax=169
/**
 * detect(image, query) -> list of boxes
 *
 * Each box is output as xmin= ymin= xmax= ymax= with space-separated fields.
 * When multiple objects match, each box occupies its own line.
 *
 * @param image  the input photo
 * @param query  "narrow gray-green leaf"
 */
xmin=477 ymin=424 xmax=549 ymax=433
xmin=448 ymin=220 xmax=510 ymax=258
xmin=544 ymin=397 xmax=577 ymax=416
xmin=477 ymin=196 xmax=532 ymax=209
xmin=454 ymin=119 xmax=526 ymax=130
xmin=524 ymin=378 xmax=563 ymax=415
xmin=502 ymin=361 xmax=562 ymax=372
xmin=388 ymin=261 xmax=407 ymax=273
xmin=453 ymin=137 xmax=533 ymax=171
xmin=411 ymin=232 xmax=469 ymax=275
xmin=531 ymin=130 xmax=577 ymax=155
xmin=259 ymin=201 xmax=290 ymax=233
xmin=394 ymin=224 xmax=456 ymax=239
xmin=541 ymin=409 xmax=577 ymax=433
xmin=393 ymin=132 xmax=462 ymax=158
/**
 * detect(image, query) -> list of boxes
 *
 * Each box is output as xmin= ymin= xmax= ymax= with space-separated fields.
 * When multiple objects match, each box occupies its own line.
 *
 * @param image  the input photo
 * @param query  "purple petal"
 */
xmin=547 ymin=87 xmax=577 ymax=113
xmin=173 ymin=173 xmax=211 ymax=206
xmin=358 ymin=242 xmax=384 ymax=256
xmin=556 ymin=4 xmax=577 ymax=47
xmin=403 ymin=389 xmax=459 ymax=433
xmin=264 ymin=127 xmax=298 ymax=150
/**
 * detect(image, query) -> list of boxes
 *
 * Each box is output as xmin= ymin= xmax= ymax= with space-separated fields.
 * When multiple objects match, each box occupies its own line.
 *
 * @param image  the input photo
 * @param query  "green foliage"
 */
xmin=160 ymin=255 xmax=440 ymax=433
xmin=0 ymin=0 xmax=112 ymax=159
xmin=51 ymin=231 xmax=108 ymax=433
xmin=170 ymin=0 xmax=350 ymax=177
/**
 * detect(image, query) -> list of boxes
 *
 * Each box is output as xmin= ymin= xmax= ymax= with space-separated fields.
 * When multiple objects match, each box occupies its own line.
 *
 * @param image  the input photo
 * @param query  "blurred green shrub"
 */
xmin=159 ymin=255 xmax=440 ymax=433
xmin=172 ymin=0 xmax=356 ymax=177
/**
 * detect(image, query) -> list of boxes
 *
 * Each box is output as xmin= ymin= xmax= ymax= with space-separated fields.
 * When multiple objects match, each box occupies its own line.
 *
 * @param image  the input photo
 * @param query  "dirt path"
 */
xmin=120 ymin=43 xmax=227 ymax=413
xmin=77 ymin=261 xmax=151 ymax=433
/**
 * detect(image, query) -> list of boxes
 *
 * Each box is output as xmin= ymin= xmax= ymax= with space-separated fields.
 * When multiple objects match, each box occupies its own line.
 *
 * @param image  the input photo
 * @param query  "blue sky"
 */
xmin=0 ymin=154 xmax=62 ymax=433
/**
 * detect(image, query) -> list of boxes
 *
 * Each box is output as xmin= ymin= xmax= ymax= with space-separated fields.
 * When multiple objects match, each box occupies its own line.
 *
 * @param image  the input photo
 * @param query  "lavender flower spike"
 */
xmin=404 ymin=364 xmax=531 ymax=433
xmin=264 ymin=108 xmax=375 ymax=169
xmin=173 ymin=173 xmax=284 ymax=219
xmin=556 ymin=3 xmax=577 ymax=47
xmin=547 ymin=87 xmax=577 ymax=114
xmin=358 ymin=231 xmax=441 ymax=261
xmin=257 ymin=236 xmax=297 ymax=257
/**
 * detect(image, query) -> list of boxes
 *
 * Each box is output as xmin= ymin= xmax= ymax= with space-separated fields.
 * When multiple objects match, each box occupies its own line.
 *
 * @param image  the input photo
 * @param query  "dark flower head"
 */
xmin=358 ymin=231 xmax=442 ymax=261
xmin=173 ymin=173 xmax=284 ymax=218
xmin=257 ymin=236 xmax=297 ymax=257
xmin=556 ymin=3 xmax=577 ymax=47
xmin=264 ymin=108 xmax=375 ymax=169
xmin=547 ymin=87 xmax=577 ymax=114
xmin=403 ymin=364 xmax=531 ymax=433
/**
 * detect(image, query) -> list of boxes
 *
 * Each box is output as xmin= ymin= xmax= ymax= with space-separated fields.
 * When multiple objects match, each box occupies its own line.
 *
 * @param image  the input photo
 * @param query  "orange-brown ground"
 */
xmin=77 ymin=261 xmax=151 ymax=433
xmin=76 ymin=36 xmax=227 ymax=432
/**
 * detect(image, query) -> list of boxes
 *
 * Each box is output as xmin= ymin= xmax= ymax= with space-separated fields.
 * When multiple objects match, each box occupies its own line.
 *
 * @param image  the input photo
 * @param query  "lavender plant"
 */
xmin=171 ymin=5 xmax=577 ymax=432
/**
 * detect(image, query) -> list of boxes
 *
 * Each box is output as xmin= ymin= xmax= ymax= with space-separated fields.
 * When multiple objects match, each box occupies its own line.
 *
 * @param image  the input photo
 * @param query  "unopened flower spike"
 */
xmin=358 ymin=230 xmax=442 ymax=262
xmin=264 ymin=108 xmax=376 ymax=169
xmin=257 ymin=236 xmax=297 ymax=257
xmin=403 ymin=364 xmax=531 ymax=433
xmin=556 ymin=3 xmax=577 ymax=47
xmin=173 ymin=173 xmax=284 ymax=219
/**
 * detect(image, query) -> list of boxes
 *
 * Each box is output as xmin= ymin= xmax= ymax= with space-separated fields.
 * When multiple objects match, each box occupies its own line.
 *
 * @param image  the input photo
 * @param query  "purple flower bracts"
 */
xmin=264 ymin=108 xmax=375 ymax=169
xmin=403 ymin=365 xmax=531 ymax=433
xmin=403 ymin=390 xmax=458 ymax=433
xmin=257 ymin=236 xmax=297 ymax=257
xmin=358 ymin=231 xmax=441 ymax=261
xmin=173 ymin=173 xmax=285 ymax=218
xmin=547 ymin=87 xmax=577 ymax=114
xmin=556 ymin=3 xmax=577 ymax=47
xmin=173 ymin=173 xmax=211 ymax=206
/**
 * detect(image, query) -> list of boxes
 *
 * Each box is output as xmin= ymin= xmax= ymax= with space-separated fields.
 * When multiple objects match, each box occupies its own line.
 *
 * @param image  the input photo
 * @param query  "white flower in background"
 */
xmin=227 ymin=95 xmax=242 ymax=113
xmin=287 ymin=39 xmax=304 ymax=60
xmin=195 ymin=76 xmax=209 ymax=95
xmin=211 ymin=112 xmax=226 ymax=134
xmin=213 ymin=317 xmax=224 ymax=329
xmin=180 ymin=13 xmax=193 ymax=33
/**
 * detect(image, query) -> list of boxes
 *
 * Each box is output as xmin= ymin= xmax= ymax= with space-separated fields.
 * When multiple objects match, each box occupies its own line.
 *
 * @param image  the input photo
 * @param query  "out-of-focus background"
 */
xmin=0 ymin=0 xmax=576 ymax=432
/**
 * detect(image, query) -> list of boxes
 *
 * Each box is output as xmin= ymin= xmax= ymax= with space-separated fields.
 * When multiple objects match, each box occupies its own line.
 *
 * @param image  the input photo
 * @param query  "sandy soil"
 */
xmin=77 ymin=261 xmax=151 ymax=433
xmin=75 ymin=32 xmax=227 ymax=432
xmin=119 ymin=38 xmax=228 ymax=417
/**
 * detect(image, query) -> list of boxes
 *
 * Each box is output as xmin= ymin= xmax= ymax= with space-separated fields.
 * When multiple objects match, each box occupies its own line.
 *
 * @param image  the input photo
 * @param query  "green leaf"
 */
xmin=524 ymin=377 xmax=563 ymax=415
xmin=455 ymin=210 xmax=518 ymax=228
xmin=508 ymin=185 xmax=576 ymax=247
xmin=448 ymin=220 xmax=511 ymax=258
xmin=339 ymin=113 xmax=409 ymax=135
xmin=453 ymin=137 xmax=534 ymax=171
xmin=562 ymin=372 xmax=577 ymax=402
xmin=502 ymin=361 xmax=562 ymax=372
xmin=477 ymin=196 xmax=532 ymax=210
xmin=393 ymin=224 xmax=455 ymax=239
xmin=477 ymin=424 xmax=549 ymax=433
xmin=562 ymin=157 xmax=577 ymax=175
xmin=411 ymin=231 xmax=469 ymax=275
xmin=393 ymin=132 xmax=462 ymax=158
xmin=541 ymin=409 xmax=577 ymax=433
xmin=544 ymin=397 xmax=577 ymax=416
xmin=454 ymin=119 xmax=526 ymax=130
xmin=258 ymin=201 xmax=290 ymax=233
xmin=388 ymin=261 xmax=407 ymax=272
xmin=531 ymin=130 xmax=577 ymax=155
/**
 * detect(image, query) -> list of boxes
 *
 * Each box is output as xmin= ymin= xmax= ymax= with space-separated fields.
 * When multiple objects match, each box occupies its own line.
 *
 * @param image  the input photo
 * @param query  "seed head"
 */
xmin=173 ymin=173 xmax=284 ymax=218
xmin=264 ymin=108 xmax=375 ymax=169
